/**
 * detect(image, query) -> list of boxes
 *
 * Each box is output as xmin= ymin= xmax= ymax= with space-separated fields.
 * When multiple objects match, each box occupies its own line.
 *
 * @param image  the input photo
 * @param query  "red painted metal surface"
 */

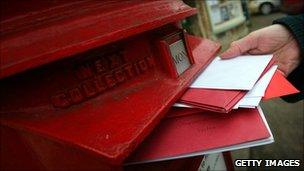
xmin=0 ymin=0 xmax=196 ymax=79
xmin=0 ymin=33 xmax=220 ymax=167
xmin=0 ymin=0 xmax=221 ymax=170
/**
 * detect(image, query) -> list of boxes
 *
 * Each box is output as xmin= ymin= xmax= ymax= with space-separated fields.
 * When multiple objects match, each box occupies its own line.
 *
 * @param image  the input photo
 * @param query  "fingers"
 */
xmin=220 ymin=33 xmax=258 ymax=59
xmin=248 ymin=48 xmax=266 ymax=55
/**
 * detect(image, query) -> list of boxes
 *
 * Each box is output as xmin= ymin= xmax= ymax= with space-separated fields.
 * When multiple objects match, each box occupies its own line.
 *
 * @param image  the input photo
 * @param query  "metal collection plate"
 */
xmin=169 ymin=39 xmax=191 ymax=75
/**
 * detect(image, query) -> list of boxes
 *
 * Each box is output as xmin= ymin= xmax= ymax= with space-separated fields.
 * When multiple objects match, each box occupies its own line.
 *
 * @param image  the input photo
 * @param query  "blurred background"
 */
xmin=181 ymin=0 xmax=303 ymax=170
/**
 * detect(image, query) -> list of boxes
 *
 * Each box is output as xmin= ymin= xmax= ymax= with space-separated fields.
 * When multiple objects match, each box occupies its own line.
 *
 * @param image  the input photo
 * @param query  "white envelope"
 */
xmin=190 ymin=55 xmax=273 ymax=90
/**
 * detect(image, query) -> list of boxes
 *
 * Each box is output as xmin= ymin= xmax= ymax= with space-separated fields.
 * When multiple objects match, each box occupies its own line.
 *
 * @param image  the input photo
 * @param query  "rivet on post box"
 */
xmin=0 ymin=0 xmax=220 ymax=170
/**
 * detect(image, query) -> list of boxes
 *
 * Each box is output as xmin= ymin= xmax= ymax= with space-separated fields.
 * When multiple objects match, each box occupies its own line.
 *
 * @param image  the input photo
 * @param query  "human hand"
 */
xmin=221 ymin=25 xmax=301 ymax=76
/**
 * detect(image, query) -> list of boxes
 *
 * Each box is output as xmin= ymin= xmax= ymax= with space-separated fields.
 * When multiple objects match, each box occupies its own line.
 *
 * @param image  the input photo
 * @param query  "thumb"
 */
xmin=220 ymin=33 xmax=257 ymax=59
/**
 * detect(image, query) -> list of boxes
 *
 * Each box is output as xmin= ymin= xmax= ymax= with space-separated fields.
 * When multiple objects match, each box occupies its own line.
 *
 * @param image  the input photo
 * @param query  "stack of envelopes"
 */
xmin=175 ymin=55 xmax=298 ymax=113
xmin=126 ymin=46 xmax=299 ymax=165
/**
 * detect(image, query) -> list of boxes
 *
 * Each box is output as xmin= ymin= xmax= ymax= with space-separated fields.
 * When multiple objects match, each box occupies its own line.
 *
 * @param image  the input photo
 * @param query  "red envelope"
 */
xmin=171 ymin=69 xmax=299 ymax=118
xmin=126 ymin=108 xmax=270 ymax=164
xmin=180 ymin=89 xmax=246 ymax=113
xmin=179 ymin=60 xmax=275 ymax=113
xmin=263 ymin=70 xmax=299 ymax=100
xmin=165 ymin=107 xmax=208 ymax=119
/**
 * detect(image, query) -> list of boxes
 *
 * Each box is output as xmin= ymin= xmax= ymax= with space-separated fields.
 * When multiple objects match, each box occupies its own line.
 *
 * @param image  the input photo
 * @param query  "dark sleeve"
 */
xmin=273 ymin=14 xmax=304 ymax=103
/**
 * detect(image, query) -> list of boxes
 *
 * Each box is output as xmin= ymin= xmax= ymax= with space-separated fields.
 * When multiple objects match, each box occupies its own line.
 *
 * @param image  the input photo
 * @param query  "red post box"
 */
xmin=0 ymin=0 xmax=220 ymax=170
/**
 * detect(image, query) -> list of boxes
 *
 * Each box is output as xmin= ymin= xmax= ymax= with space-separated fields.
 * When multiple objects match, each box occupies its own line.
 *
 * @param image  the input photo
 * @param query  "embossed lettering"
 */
xmin=94 ymin=59 xmax=107 ymax=73
xmin=104 ymin=74 xmax=117 ymax=87
xmin=51 ymin=54 xmax=155 ymax=108
xmin=82 ymin=80 xmax=98 ymax=97
xmin=123 ymin=64 xmax=135 ymax=77
xmin=94 ymin=75 xmax=107 ymax=92
xmin=109 ymin=54 xmax=124 ymax=68
xmin=146 ymin=56 xmax=155 ymax=67
xmin=51 ymin=93 xmax=70 ymax=108
xmin=75 ymin=65 xmax=94 ymax=80
xmin=138 ymin=59 xmax=148 ymax=71
xmin=69 ymin=87 xmax=84 ymax=103
xmin=114 ymin=70 xmax=126 ymax=83
xmin=133 ymin=62 xmax=141 ymax=75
